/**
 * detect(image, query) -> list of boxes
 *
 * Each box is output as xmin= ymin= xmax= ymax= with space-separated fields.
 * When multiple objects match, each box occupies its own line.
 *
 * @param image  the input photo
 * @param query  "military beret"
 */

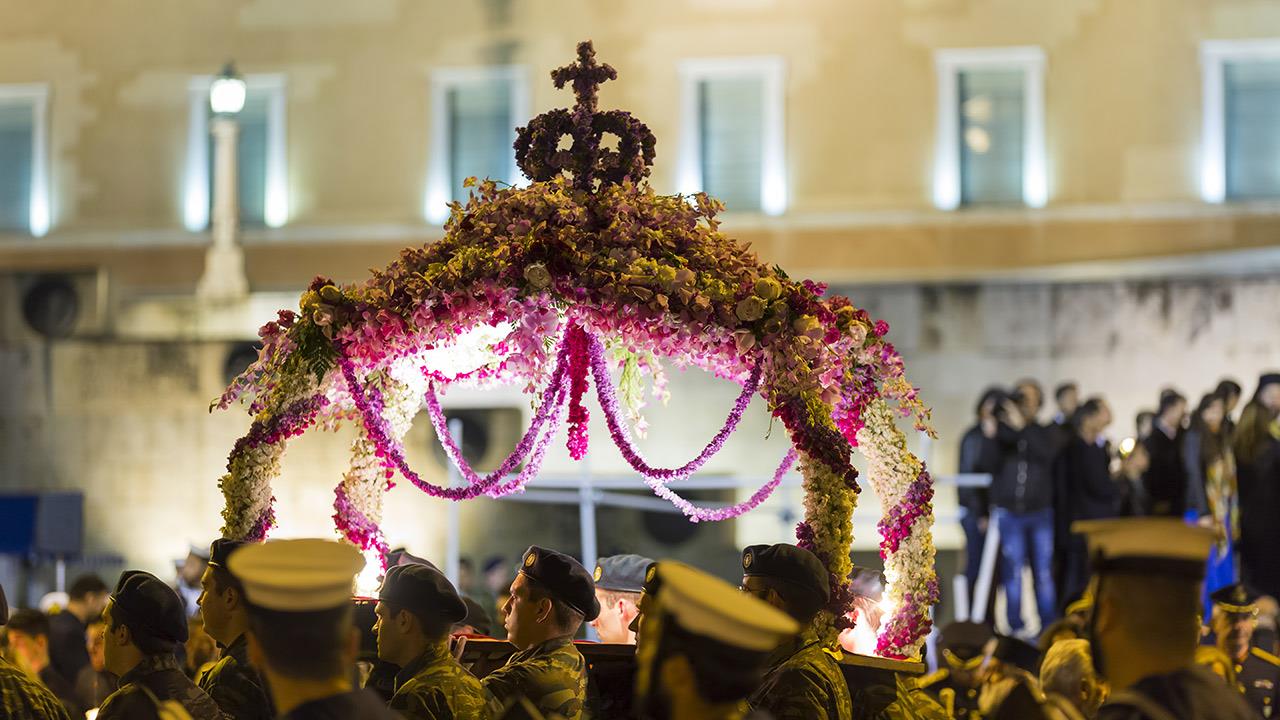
xmin=1260 ymin=373 xmax=1280 ymax=390
xmin=938 ymin=621 xmax=992 ymax=662
xmin=379 ymin=562 xmax=467 ymax=624
xmin=991 ymin=635 xmax=1041 ymax=674
xmin=656 ymin=561 xmax=798 ymax=653
xmin=593 ymin=554 xmax=653 ymax=593
xmin=1211 ymin=582 xmax=1262 ymax=615
xmin=110 ymin=571 xmax=188 ymax=645
xmin=741 ymin=543 xmax=830 ymax=606
xmin=519 ymin=546 xmax=600 ymax=622
xmin=208 ymin=538 xmax=250 ymax=569
xmin=460 ymin=596 xmax=492 ymax=636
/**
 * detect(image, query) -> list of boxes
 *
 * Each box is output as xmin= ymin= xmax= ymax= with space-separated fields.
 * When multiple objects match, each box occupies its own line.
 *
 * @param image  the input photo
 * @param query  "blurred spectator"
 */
xmin=991 ymin=379 xmax=1057 ymax=637
xmin=184 ymin=617 xmax=219 ymax=680
xmin=1216 ymin=378 xmax=1244 ymax=435
xmin=174 ymin=544 xmax=211 ymax=618
xmin=1134 ymin=410 xmax=1155 ymax=442
xmin=1237 ymin=373 xmax=1280 ymax=599
xmin=1185 ymin=391 xmax=1239 ymax=602
xmin=1055 ymin=398 xmax=1117 ymax=604
xmin=958 ymin=387 xmax=1004 ymax=620
xmin=1141 ymin=390 xmax=1189 ymax=516
xmin=75 ymin=619 xmax=114 ymax=712
xmin=452 ymin=596 xmax=493 ymax=638
xmin=48 ymin=573 xmax=108 ymax=685
xmin=1039 ymin=639 xmax=1105 ymax=720
xmin=481 ymin=555 xmax=509 ymax=621
xmin=1051 ymin=382 xmax=1081 ymax=455
xmin=6 ymin=609 xmax=82 ymax=718
xmin=1113 ymin=442 xmax=1150 ymax=517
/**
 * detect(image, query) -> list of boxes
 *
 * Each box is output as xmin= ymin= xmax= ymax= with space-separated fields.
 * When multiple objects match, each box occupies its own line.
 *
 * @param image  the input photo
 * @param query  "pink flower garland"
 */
xmin=333 ymin=484 xmax=390 ymax=556
xmin=565 ymin=323 xmax=591 ymax=460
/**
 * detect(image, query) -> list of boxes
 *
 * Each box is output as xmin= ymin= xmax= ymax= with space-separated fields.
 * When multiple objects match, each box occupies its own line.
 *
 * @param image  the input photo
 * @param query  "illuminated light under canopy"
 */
xmin=210 ymin=63 xmax=247 ymax=116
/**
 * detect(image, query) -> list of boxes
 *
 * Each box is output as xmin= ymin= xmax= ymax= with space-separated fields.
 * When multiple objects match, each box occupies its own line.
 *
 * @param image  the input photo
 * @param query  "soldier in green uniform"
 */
xmin=230 ymin=538 xmax=401 ymax=719
xmin=97 ymin=571 xmax=225 ymax=720
xmin=1210 ymin=582 xmax=1280 ymax=718
xmin=196 ymin=538 xmax=274 ymax=720
xmin=1075 ymin=518 xmax=1256 ymax=720
xmin=633 ymin=560 xmax=799 ymax=720
xmin=483 ymin=545 xmax=599 ymax=720
xmin=0 ymin=584 xmax=71 ymax=720
xmin=739 ymin=543 xmax=853 ymax=720
xmin=373 ymin=561 xmax=486 ymax=719
xmin=918 ymin=621 xmax=993 ymax=719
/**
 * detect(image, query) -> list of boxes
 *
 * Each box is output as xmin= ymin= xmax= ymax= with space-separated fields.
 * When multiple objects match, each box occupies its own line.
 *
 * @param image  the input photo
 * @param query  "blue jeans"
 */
xmin=993 ymin=507 xmax=1057 ymax=633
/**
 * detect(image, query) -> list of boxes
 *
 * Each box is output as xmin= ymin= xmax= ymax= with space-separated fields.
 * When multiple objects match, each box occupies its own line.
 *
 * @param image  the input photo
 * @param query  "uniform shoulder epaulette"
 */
xmin=917 ymin=668 xmax=950 ymax=689
xmin=1250 ymin=646 xmax=1280 ymax=666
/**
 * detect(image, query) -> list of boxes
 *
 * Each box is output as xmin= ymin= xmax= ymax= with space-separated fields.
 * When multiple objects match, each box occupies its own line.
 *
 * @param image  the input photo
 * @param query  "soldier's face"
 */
xmin=591 ymin=589 xmax=638 ymax=644
xmin=372 ymin=601 xmax=402 ymax=663
xmin=1213 ymin=608 xmax=1257 ymax=649
xmin=196 ymin=566 xmax=228 ymax=642
xmin=503 ymin=573 xmax=550 ymax=650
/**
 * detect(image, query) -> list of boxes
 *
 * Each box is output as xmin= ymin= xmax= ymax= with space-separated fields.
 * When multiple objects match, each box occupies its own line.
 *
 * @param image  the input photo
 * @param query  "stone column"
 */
xmin=197 ymin=116 xmax=249 ymax=302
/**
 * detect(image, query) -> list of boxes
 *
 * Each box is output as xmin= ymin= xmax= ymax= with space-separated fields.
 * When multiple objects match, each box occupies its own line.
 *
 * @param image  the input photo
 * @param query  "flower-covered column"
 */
xmin=857 ymin=398 xmax=939 ymax=659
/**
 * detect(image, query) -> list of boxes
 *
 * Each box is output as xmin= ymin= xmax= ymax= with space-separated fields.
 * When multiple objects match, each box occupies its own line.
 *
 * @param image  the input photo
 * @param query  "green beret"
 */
xmin=379 ymin=562 xmax=467 ymax=624
xmin=741 ymin=543 xmax=830 ymax=606
xmin=593 ymin=554 xmax=653 ymax=593
xmin=520 ymin=546 xmax=600 ymax=622
xmin=208 ymin=538 xmax=250 ymax=569
xmin=111 ymin=571 xmax=188 ymax=645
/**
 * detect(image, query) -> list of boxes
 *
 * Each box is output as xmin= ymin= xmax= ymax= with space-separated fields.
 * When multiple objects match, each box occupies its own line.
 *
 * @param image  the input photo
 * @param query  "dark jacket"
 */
xmin=196 ymin=634 xmax=273 ymax=720
xmin=1142 ymin=425 xmax=1188 ymax=517
xmin=958 ymin=424 xmax=1001 ymax=518
xmin=48 ymin=611 xmax=90 ymax=686
xmin=0 ymin=656 xmax=71 ymax=720
xmin=282 ymin=689 xmax=404 ymax=720
xmin=1098 ymin=665 xmax=1254 ymax=720
xmin=96 ymin=653 xmax=225 ymax=720
xmin=991 ymin=422 xmax=1055 ymax=513
xmin=1057 ymin=436 xmax=1118 ymax=523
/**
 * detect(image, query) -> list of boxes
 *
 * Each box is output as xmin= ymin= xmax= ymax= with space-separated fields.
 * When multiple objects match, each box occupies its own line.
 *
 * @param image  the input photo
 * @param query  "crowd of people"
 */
xmin=957 ymin=372 xmax=1280 ymax=635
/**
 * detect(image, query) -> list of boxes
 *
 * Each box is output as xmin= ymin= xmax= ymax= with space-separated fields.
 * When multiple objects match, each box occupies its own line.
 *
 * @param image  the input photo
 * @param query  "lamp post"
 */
xmin=197 ymin=61 xmax=250 ymax=302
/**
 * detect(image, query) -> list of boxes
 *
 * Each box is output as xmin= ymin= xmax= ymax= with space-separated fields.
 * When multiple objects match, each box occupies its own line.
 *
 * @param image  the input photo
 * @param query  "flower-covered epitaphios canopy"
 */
xmin=214 ymin=42 xmax=938 ymax=658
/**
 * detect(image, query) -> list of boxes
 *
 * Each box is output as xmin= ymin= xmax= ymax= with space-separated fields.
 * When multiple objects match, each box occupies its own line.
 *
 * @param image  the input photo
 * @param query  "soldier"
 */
xmin=1075 ymin=518 xmax=1255 ymax=719
xmin=195 ymin=538 xmax=274 ymax=720
xmin=1210 ymin=582 xmax=1280 ymax=718
xmin=633 ymin=561 xmax=799 ymax=720
xmin=918 ymin=621 xmax=993 ymax=719
xmin=739 ymin=543 xmax=853 ymax=720
xmin=229 ymin=538 xmax=400 ymax=719
xmin=483 ymin=545 xmax=599 ymax=719
xmin=373 ymin=562 xmax=486 ymax=719
xmin=97 ymin=571 xmax=224 ymax=719
xmin=590 ymin=554 xmax=652 ymax=645
xmin=0 ymin=584 xmax=71 ymax=720
xmin=628 ymin=562 xmax=660 ymax=647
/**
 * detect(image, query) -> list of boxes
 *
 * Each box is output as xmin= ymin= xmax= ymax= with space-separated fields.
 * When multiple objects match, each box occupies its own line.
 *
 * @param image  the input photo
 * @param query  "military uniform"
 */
xmin=1235 ymin=646 xmax=1280 ymax=718
xmin=197 ymin=633 xmax=273 ymax=720
xmin=483 ymin=635 xmax=588 ymax=720
xmin=97 ymin=653 xmax=225 ymax=720
xmin=0 ymin=655 xmax=72 ymax=720
xmin=1098 ymin=665 xmax=1255 ymax=720
xmin=747 ymin=625 xmax=853 ymax=720
xmin=918 ymin=669 xmax=983 ymax=719
xmin=389 ymin=641 xmax=487 ymax=720
xmin=282 ymin=689 xmax=404 ymax=719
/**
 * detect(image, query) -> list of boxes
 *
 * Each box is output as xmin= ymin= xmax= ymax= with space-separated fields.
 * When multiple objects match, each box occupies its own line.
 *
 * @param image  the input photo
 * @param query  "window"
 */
xmin=184 ymin=75 xmax=287 ymax=231
xmin=934 ymin=47 xmax=1045 ymax=210
xmin=678 ymin=58 xmax=786 ymax=215
xmin=426 ymin=67 xmax=527 ymax=224
xmin=0 ymin=85 xmax=49 ymax=236
xmin=1201 ymin=41 xmax=1280 ymax=202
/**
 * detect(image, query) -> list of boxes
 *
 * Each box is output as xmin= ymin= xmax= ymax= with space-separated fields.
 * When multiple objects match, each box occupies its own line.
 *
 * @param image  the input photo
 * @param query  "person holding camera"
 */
xmin=991 ymin=379 xmax=1058 ymax=638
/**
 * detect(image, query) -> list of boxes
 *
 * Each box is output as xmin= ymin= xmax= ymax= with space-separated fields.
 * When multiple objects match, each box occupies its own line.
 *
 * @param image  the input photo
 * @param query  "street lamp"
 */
xmin=197 ymin=61 xmax=250 ymax=303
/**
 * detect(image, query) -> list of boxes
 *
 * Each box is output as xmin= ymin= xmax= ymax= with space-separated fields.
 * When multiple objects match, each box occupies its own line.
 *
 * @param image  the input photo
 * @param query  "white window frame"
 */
xmin=0 ymin=84 xmax=51 ymax=237
xmin=677 ymin=56 xmax=787 ymax=216
xmin=1200 ymin=39 xmax=1280 ymax=203
xmin=933 ymin=47 xmax=1046 ymax=210
xmin=424 ymin=66 xmax=528 ymax=225
xmin=184 ymin=73 xmax=288 ymax=231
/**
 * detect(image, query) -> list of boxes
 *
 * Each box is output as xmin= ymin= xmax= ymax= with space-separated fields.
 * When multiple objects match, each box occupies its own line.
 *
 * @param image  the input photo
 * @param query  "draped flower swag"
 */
xmin=213 ymin=41 xmax=936 ymax=657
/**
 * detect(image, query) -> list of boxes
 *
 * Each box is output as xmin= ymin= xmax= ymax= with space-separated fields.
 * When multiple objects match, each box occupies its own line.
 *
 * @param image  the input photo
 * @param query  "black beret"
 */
xmin=460 ymin=596 xmax=492 ymax=636
xmin=520 ymin=546 xmax=600 ymax=622
xmin=379 ymin=563 xmax=467 ymax=624
xmin=111 ymin=571 xmax=188 ymax=645
xmin=387 ymin=547 xmax=438 ymax=570
xmin=992 ymin=635 xmax=1041 ymax=674
xmin=209 ymin=538 xmax=250 ymax=569
xmin=939 ymin=621 xmax=993 ymax=660
xmin=741 ymin=544 xmax=830 ymax=606
xmin=593 ymin=554 xmax=653 ymax=593
xmin=1211 ymin=582 xmax=1262 ymax=614
xmin=1260 ymin=373 xmax=1280 ymax=390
